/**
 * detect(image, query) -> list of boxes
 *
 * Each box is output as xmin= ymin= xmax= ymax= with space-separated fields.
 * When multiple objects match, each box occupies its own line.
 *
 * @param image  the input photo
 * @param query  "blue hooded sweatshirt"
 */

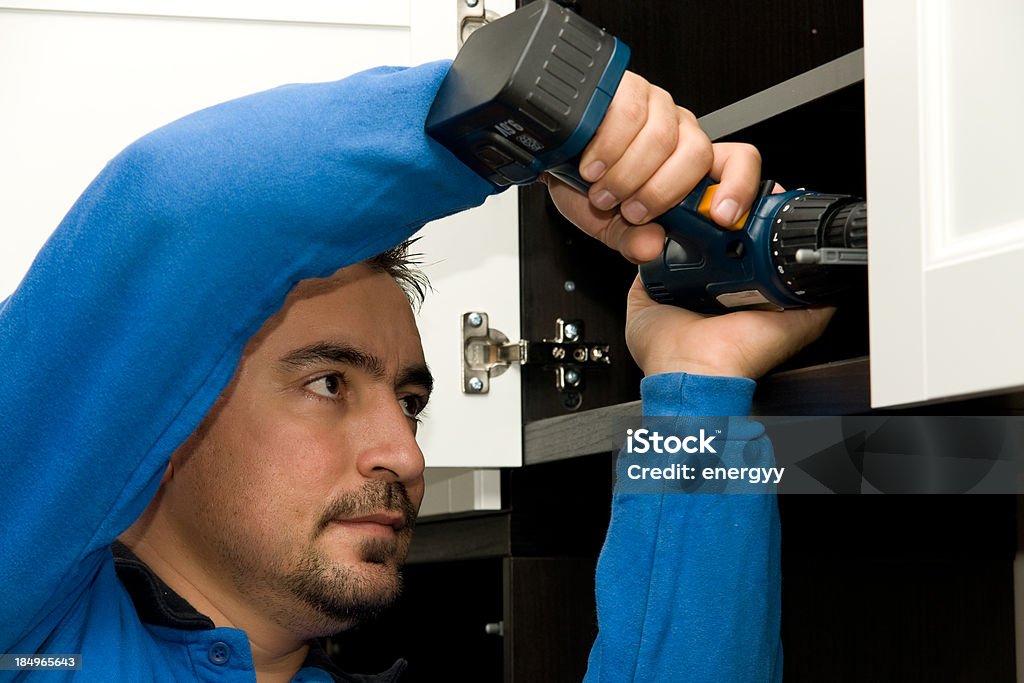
xmin=0 ymin=62 xmax=780 ymax=682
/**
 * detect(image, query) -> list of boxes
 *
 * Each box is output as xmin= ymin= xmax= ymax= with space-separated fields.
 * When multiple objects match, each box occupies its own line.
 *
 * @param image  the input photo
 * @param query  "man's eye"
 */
xmin=305 ymin=374 xmax=344 ymax=399
xmin=399 ymin=395 xmax=425 ymax=419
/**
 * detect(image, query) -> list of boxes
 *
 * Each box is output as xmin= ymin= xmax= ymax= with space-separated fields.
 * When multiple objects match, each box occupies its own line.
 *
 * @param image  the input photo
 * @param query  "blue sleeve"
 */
xmin=0 ymin=62 xmax=494 ymax=652
xmin=584 ymin=373 xmax=782 ymax=683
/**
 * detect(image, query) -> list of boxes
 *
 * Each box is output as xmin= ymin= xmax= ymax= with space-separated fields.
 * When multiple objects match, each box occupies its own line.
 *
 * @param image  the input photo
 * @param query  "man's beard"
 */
xmin=280 ymin=479 xmax=417 ymax=629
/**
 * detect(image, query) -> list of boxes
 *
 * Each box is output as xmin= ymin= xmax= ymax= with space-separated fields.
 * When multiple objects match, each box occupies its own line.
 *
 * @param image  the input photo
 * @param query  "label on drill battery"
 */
xmin=493 ymin=117 xmax=546 ymax=154
xmin=715 ymin=289 xmax=780 ymax=310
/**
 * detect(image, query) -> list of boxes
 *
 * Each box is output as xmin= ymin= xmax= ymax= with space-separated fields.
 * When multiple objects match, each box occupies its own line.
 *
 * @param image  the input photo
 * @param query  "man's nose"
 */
xmin=353 ymin=394 xmax=425 ymax=485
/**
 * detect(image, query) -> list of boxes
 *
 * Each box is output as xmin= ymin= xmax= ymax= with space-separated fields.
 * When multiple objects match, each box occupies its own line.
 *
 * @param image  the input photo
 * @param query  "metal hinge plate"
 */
xmin=458 ymin=0 xmax=502 ymax=47
xmin=462 ymin=312 xmax=611 ymax=401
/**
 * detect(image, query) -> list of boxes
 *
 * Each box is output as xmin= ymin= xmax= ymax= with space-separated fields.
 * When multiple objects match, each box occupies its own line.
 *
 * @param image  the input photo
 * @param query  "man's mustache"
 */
xmin=315 ymin=480 xmax=417 ymax=535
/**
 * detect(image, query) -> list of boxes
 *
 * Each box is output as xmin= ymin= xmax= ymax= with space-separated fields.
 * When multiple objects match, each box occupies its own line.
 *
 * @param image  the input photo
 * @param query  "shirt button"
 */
xmin=208 ymin=641 xmax=231 ymax=665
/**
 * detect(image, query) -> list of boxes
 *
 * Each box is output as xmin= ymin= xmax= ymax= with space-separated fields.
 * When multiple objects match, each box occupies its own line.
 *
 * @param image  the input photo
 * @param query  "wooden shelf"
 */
xmin=524 ymin=357 xmax=871 ymax=465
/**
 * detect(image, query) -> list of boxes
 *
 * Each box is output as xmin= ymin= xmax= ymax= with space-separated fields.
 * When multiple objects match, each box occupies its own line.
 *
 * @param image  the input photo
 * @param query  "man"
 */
xmin=0 ymin=61 xmax=830 ymax=681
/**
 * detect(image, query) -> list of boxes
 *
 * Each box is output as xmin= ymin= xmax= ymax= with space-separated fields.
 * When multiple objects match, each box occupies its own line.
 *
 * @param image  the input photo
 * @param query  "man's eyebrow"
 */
xmin=278 ymin=342 xmax=433 ymax=394
xmin=397 ymin=365 xmax=434 ymax=397
xmin=278 ymin=342 xmax=387 ymax=380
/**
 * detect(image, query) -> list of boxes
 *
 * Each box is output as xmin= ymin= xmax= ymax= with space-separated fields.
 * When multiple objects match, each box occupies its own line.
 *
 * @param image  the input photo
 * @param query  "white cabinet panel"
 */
xmin=413 ymin=189 xmax=522 ymax=470
xmin=0 ymin=1 xmax=523 ymax=477
xmin=865 ymin=0 xmax=1024 ymax=407
xmin=0 ymin=5 xmax=408 ymax=297
xmin=0 ymin=1 xmax=411 ymax=25
xmin=409 ymin=0 xmax=520 ymax=473
xmin=419 ymin=468 xmax=501 ymax=517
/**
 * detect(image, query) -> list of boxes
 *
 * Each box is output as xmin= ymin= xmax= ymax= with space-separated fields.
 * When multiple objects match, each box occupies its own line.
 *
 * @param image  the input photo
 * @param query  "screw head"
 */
xmin=562 ymin=391 xmax=582 ymax=410
xmin=565 ymin=370 xmax=580 ymax=385
xmin=465 ymin=0 xmax=480 ymax=6
xmin=563 ymin=323 xmax=579 ymax=341
xmin=467 ymin=377 xmax=484 ymax=392
xmin=564 ymin=280 xmax=576 ymax=292
xmin=467 ymin=312 xmax=483 ymax=328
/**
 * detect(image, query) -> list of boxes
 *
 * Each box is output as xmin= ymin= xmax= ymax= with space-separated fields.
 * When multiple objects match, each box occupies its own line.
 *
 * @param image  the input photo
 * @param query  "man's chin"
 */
xmin=284 ymin=548 xmax=405 ymax=629
xmin=320 ymin=520 xmax=411 ymax=564
xmin=316 ymin=535 xmax=407 ymax=575
xmin=358 ymin=534 xmax=409 ymax=565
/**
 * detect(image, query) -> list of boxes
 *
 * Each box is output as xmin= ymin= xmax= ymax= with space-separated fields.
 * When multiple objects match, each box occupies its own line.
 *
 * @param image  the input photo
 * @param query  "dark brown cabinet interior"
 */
xmin=330 ymin=2 xmax=1021 ymax=681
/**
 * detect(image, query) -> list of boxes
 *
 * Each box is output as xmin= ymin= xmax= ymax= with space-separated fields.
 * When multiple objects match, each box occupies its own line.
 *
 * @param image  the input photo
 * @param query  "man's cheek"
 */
xmin=408 ymin=479 xmax=426 ymax=514
xmin=247 ymin=417 xmax=337 ymax=475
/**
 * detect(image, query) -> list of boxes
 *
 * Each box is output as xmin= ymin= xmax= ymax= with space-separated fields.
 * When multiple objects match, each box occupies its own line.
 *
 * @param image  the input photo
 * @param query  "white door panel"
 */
xmin=864 ymin=0 xmax=1024 ymax=407
xmin=413 ymin=190 xmax=522 ymax=469
xmin=0 ymin=1 xmax=523 ymax=479
xmin=409 ymin=0 xmax=521 ymax=471
xmin=0 ymin=5 xmax=409 ymax=296
xmin=0 ymin=1 xmax=412 ymax=25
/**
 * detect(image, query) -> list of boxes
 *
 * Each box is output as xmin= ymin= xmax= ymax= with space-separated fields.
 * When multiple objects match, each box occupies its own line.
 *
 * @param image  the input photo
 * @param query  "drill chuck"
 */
xmin=769 ymin=194 xmax=868 ymax=305
xmin=824 ymin=201 xmax=868 ymax=250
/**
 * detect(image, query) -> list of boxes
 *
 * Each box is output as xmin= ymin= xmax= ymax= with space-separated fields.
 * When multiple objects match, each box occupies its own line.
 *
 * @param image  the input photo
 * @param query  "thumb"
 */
xmin=626 ymin=273 xmax=656 ymax=317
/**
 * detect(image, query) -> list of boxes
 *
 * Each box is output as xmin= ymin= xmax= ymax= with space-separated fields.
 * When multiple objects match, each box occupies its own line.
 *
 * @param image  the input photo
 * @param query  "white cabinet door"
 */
xmin=864 ymin=0 xmax=1024 ymax=407
xmin=0 ymin=1 xmax=522 ymax=477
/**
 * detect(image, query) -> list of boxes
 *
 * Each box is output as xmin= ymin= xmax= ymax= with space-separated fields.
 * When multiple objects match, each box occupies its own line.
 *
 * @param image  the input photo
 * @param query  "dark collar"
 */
xmin=111 ymin=540 xmax=215 ymax=630
xmin=110 ymin=541 xmax=405 ymax=682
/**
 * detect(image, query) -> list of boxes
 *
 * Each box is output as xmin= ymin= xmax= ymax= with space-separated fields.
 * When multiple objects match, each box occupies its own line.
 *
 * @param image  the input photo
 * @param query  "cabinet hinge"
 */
xmin=458 ymin=0 xmax=502 ymax=47
xmin=462 ymin=312 xmax=611 ymax=407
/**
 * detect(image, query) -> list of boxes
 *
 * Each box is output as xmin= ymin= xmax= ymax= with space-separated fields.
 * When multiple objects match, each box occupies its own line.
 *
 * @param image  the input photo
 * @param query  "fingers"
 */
xmin=600 ymin=216 xmax=667 ymax=264
xmin=625 ymin=272 xmax=657 ymax=315
xmin=578 ymin=73 xmax=652 ymax=183
xmin=544 ymin=174 xmax=666 ymax=263
xmin=791 ymin=305 xmax=837 ymax=347
xmin=626 ymin=274 xmax=703 ymax=323
xmin=547 ymin=141 xmax=765 ymax=262
xmin=578 ymin=72 xmax=712 ymax=226
xmin=742 ymin=306 xmax=835 ymax=378
xmin=707 ymin=142 xmax=762 ymax=227
xmin=548 ymin=72 xmax=766 ymax=265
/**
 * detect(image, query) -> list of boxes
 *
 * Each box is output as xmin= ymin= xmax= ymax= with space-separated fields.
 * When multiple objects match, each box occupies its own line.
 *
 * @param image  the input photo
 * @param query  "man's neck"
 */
xmin=119 ymin=520 xmax=311 ymax=682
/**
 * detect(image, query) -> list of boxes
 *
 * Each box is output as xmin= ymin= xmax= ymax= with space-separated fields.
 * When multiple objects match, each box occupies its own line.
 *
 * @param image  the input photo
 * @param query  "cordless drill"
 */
xmin=425 ymin=0 xmax=867 ymax=314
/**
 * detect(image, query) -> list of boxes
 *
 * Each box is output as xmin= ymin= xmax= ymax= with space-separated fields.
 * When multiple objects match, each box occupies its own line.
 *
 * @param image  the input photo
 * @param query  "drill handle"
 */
xmin=546 ymin=162 xmax=593 ymax=196
xmin=546 ymin=163 xmax=748 ymax=252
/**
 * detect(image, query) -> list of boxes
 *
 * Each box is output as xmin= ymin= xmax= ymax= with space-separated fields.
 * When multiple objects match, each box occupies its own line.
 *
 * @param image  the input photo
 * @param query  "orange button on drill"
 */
xmin=697 ymin=184 xmax=749 ymax=230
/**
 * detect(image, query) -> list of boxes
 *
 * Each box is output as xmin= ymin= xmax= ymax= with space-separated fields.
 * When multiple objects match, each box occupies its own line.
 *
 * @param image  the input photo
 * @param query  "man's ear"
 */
xmin=165 ymin=407 xmax=217 ymax=477
xmin=163 ymin=433 xmax=201 ymax=483
xmin=160 ymin=459 xmax=174 ymax=485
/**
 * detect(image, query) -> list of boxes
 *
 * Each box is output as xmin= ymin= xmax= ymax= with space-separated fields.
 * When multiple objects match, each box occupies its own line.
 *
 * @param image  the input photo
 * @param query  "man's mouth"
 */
xmin=331 ymin=512 xmax=407 ymax=537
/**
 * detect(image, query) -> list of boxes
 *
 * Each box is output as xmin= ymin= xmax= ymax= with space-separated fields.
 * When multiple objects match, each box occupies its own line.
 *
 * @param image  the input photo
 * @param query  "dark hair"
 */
xmin=364 ymin=238 xmax=431 ymax=309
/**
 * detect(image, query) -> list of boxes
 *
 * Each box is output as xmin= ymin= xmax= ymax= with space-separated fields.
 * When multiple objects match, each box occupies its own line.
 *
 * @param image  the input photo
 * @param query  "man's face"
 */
xmin=164 ymin=264 xmax=429 ymax=635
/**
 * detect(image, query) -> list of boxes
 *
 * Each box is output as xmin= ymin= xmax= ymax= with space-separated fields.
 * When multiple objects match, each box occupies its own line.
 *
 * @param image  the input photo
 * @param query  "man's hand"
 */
xmin=544 ymin=71 xmax=834 ymax=379
xmin=625 ymin=280 xmax=835 ymax=379
xmin=545 ymin=72 xmax=759 ymax=263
